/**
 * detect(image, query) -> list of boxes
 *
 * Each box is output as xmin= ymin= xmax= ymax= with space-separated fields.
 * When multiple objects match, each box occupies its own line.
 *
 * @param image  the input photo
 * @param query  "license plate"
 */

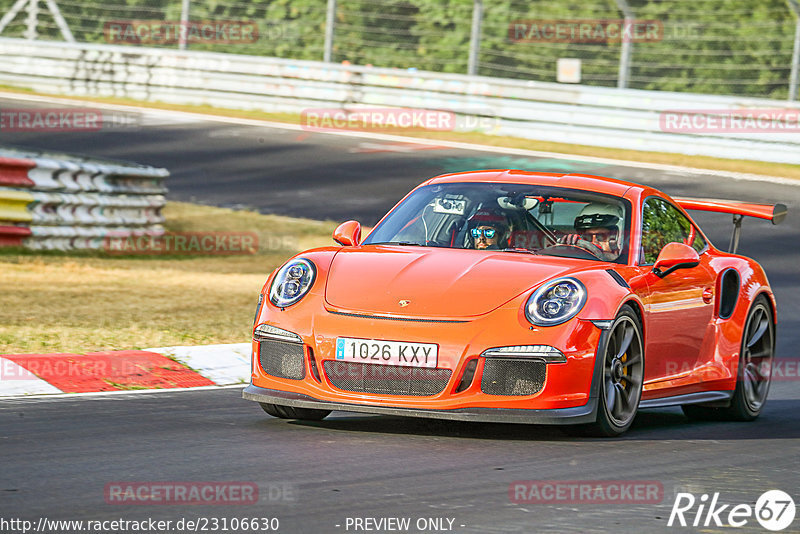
xmin=335 ymin=337 xmax=438 ymax=368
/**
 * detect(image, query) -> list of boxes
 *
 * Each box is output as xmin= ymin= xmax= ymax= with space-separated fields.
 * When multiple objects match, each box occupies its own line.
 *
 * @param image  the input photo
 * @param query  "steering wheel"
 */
xmin=541 ymin=242 xmax=604 ymax=260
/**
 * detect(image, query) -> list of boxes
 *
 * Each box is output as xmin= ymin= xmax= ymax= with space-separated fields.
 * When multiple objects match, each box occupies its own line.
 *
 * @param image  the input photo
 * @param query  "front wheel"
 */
xmin=582 ymin=305 xmax=644 ymax=437
xmin=259 ymin=402 xmax=331 ymax=421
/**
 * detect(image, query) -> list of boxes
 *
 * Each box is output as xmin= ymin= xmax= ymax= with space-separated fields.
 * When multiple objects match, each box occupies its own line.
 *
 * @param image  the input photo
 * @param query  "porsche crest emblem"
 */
xmin=398 ymin=300 xmax=411 ymax=307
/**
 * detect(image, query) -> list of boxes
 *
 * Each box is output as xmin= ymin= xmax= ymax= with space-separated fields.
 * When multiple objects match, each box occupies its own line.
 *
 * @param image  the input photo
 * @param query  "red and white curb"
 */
xmin=0 ymin=343 xmax=250 ymax=397
xmin=145 ymin=343 xmax=251 ymax=386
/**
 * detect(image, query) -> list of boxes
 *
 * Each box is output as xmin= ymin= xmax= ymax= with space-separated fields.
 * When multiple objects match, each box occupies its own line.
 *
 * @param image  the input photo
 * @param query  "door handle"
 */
xmin=702 ymin=287 xmax=714 ymax=304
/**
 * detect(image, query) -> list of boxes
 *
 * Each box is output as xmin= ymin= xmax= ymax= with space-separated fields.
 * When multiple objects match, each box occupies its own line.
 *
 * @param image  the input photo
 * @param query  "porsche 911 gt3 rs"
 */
xmin=243 ymin=170 xmax=786 ymax=436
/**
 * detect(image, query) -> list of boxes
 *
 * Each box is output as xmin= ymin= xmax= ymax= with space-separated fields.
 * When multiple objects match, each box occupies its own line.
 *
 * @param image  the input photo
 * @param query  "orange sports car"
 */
xmin=244 ymin=170 xmax=786 ymax=436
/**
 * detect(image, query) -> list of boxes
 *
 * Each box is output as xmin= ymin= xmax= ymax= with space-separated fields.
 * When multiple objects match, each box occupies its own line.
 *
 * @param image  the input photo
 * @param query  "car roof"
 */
xmin=424 ymin=169 xmax=641 ymax=198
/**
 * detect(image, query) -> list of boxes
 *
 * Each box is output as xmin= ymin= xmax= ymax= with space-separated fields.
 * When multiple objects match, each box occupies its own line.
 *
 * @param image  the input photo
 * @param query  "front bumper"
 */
xmin=243 ymin=384 xmax=599 ymax=425
xmin=247 ymin=294 xmax=610 ymax=420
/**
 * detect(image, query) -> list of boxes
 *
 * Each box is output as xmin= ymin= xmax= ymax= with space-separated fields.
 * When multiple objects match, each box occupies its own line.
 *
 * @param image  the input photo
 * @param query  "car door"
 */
xmin=638 ymin=197 xmax=716 ymax=384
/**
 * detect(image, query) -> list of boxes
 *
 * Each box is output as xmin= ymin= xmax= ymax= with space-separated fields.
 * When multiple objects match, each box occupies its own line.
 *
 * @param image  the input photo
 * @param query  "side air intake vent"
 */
xmin=718 ymin=269 xmax=740 ymax=319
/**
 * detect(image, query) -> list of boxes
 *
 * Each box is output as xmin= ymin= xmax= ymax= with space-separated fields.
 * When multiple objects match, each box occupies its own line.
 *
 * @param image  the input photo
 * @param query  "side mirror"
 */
xmin=652 ymin=242 xmax=700 ymax=278
xmin=333 ymin=220 xmax=361 ymax=246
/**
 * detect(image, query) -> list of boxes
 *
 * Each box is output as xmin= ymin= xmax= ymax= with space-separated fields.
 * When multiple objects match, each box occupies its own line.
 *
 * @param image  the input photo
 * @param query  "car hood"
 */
xmin=324 ymin=246 xmax=587 ymax=317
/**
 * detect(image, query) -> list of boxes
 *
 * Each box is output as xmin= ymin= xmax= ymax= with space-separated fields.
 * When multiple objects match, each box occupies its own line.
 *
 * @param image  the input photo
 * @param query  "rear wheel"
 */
xmin=259 ymin=402 xmax=331 ymax=421
xmin=682 ymin=296 xmax=774 ymax=421
xmin=575 ymin=305 xmax=644 ymax=437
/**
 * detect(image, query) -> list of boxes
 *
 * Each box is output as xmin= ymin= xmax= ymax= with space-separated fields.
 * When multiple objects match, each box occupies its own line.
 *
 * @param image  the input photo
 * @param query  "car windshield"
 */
xmin=363 ymin=182 xmax=631 ymax=263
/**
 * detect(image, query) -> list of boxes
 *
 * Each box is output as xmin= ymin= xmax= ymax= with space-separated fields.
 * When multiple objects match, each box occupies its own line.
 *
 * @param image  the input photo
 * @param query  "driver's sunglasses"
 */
xmin=471 ymin=228 xmax=497 ymax=239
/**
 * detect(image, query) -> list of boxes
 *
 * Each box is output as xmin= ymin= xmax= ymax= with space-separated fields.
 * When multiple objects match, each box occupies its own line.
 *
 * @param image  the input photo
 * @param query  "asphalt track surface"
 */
xmin=1 ymin=96 xmax=799 ymax=533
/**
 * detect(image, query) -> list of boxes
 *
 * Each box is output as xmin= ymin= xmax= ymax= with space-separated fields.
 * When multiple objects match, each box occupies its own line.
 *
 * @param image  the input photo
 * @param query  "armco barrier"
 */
xmin=0 ymin=156 xmax=36 ymax=187
xmin=0 ymin=148 xmax=168 ymax=250
xmin=0 ymin=225 xmax=31 ymax=246
xmin=0 ymin=189 xmax=33 ymax=222
xmin=1 ymin=37 xmax=799 ymax=163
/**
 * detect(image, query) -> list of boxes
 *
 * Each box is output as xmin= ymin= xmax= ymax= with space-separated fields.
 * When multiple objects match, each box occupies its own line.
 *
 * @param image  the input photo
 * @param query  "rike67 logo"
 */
xmin=668 ymin=490 xmax=796 ymax=531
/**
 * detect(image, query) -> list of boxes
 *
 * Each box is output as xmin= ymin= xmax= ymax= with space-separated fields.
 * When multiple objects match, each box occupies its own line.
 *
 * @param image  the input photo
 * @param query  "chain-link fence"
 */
xmin=0 ymin=0 xmax=798 ymax=100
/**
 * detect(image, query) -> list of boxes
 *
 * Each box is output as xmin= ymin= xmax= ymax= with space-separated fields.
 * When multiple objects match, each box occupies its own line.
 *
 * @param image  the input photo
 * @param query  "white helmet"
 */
xmin=574 ymin=203 xmax=624 ymax=241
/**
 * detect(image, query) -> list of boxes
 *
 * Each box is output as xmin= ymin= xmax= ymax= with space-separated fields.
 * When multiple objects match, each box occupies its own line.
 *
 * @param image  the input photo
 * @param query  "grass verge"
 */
xmin=0 ymin=202 xmax=338 ymax=354
xmin=1 ymin=85 xmax=799 ymax=180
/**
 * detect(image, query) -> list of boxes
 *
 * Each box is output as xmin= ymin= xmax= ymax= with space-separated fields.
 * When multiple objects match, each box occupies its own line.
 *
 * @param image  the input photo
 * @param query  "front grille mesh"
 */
xmin=258 ymin=340 xmax=305 ymax=380
xmin=323 ymin=361 xmax=451 ymax=396
xmin=481 ymin=358 xmax=546 ymax=396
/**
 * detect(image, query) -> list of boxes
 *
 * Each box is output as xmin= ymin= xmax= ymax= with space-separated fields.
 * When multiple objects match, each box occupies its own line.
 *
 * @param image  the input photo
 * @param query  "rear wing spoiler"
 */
xmin=673 ymin=197 xmax=787 ymax=254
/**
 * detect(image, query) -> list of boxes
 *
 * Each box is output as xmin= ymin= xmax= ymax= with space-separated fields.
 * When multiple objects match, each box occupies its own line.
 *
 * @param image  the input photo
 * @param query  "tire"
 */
xmin=259 ymin=402 xmax=331 ymax=421
xmin=682 ymin=295 xmax=774 ymax=422
xmin=579 ymin=305 xmax=645 ymax=437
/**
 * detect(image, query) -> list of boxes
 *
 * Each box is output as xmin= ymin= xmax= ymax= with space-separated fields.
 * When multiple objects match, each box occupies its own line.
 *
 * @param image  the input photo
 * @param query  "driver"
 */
xmin=560 ymin=203 xmax=623 ymax=261
xmin=467 ymin=209 xmax=509 ymax=250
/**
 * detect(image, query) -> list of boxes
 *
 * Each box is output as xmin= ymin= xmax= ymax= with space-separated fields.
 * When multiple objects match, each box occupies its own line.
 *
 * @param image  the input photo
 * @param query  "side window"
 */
xmin=689 ymin=226 xmax=707 ymax=255
xmin=641 ymin=198 xmax=706 ymax=264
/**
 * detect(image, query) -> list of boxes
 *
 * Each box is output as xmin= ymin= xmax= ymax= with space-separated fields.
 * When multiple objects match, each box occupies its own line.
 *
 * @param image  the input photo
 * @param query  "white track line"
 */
xmin=0 ymin=383 xmax=244 ymax=402
xmin=1 ymin=91 xmax=797 ymax=187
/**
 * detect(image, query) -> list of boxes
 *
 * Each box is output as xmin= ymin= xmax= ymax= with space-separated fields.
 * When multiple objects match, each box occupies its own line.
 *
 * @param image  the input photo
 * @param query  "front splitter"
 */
xmin=243 ymin=384 xmax=598 ymax=425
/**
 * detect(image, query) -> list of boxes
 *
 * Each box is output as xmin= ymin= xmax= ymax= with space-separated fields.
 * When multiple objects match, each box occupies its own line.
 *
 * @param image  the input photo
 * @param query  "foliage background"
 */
xmin=0 ymin=0 xmax=795 ymax=97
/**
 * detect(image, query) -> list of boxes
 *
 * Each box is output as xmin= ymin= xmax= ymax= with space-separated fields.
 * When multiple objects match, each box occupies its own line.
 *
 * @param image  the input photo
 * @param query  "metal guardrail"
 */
xmin=1 ymin=37 xmax=799 ymax=164
xmin=0 ymin=189 xmax=33 ymax=222
xmin=0 ymin=148 xmax=168 ymax=250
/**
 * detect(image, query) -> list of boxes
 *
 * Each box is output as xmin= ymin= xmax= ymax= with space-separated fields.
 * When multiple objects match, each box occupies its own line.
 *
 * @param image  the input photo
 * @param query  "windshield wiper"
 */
xmin=502 ymin=247 xmax=539 ymax=255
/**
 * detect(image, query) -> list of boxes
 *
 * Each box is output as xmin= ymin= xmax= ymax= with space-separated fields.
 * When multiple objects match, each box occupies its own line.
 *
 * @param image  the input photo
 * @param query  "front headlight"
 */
xmin=269 ymin=258 xmax=316 ymax=307
xmin=525 ymin=277 xmax=587 ymax=326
